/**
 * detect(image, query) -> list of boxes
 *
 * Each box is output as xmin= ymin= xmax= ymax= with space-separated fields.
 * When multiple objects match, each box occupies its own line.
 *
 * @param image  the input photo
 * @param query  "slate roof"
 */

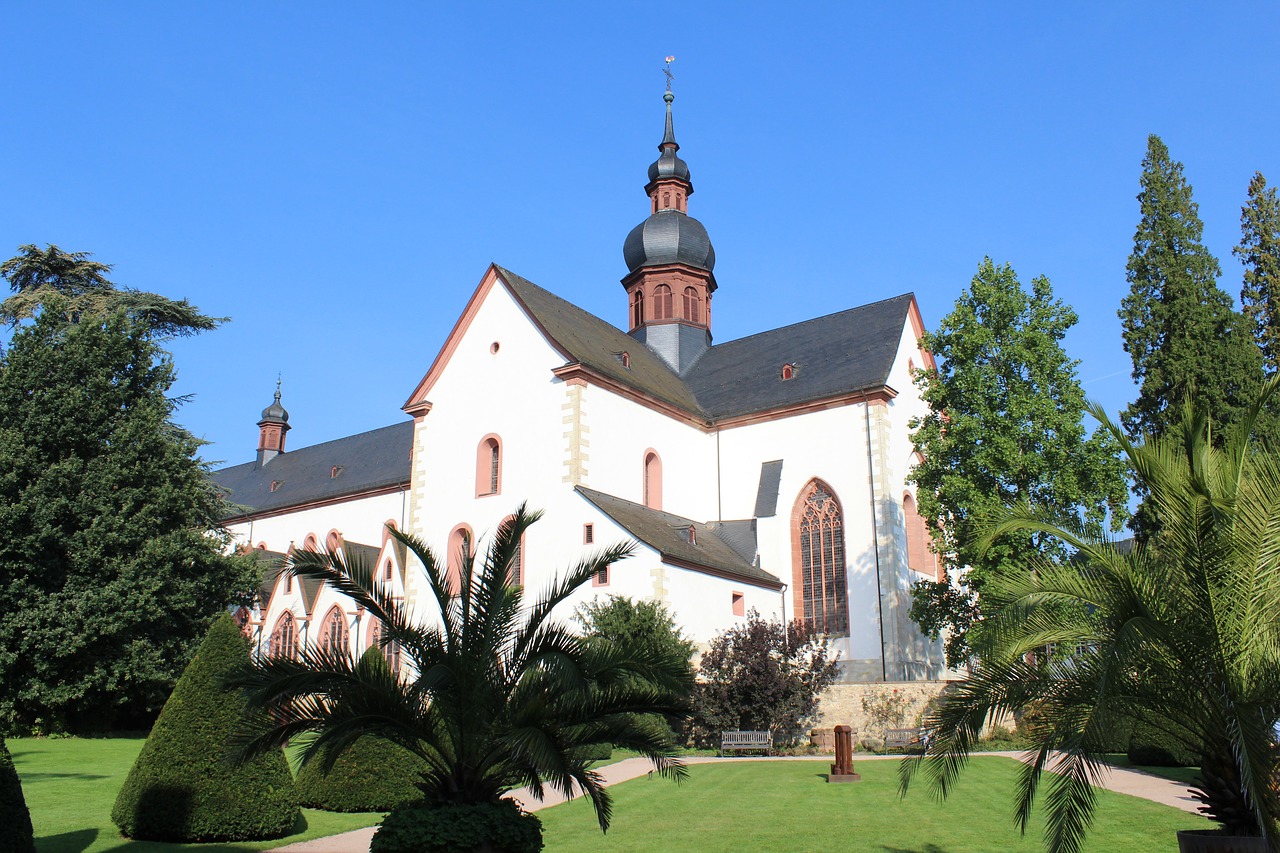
xmin=213 ymin=421 xmax=413 ymax=520
xmin=575 ymin=487 xmax=781 ymax=589
xmin=498 ymin=267 xmax=911 ymax=424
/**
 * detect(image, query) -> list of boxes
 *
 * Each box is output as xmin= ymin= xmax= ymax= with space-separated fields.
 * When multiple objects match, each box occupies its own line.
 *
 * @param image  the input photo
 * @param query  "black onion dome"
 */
xmin=623 ymin=210 xmax=716 ymax=273
xmin=259 ymin=388 xmax=289 ymax=424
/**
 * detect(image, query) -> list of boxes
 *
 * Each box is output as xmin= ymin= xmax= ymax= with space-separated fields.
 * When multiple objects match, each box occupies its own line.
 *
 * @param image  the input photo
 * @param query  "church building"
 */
xmin=213 ymin=89 xmax=945 ymax=682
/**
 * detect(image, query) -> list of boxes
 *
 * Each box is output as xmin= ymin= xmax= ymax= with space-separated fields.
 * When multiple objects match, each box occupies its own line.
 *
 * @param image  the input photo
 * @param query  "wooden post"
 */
xmin=828 ymin=724 xmax=860 ymax=783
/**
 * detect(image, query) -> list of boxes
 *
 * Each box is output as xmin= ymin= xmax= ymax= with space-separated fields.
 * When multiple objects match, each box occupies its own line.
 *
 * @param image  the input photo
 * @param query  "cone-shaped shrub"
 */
xmin=295 ymin=650 xmax=429 ymax=812
xmin=0 ymin=737 xmax=36 ymax=853
xmin=111 ymin=615 xmax=299 ymax=841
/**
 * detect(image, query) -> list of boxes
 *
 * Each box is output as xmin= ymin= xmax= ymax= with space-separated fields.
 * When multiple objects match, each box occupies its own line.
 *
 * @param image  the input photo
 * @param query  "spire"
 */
xmin=256 ymin=379 xmax=290 ymax=465
xmin=660 ymin=90 xmax=678 ymax=151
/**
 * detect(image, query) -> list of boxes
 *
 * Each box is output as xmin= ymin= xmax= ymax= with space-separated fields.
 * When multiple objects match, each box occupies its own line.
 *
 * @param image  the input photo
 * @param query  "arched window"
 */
xmin=368 ymin=620 xmax=401 ymax=674
xmin=652 ymin=284 xmax=673 ymax=320
xmin=271 ymin=613 xmax=297 ymax=660
xmin=447 ymin=524 xmax=472 ymax=595
xmin=319 ymin=606 xmax=348 ymax=657
xmin=303 ymin=534 xmax=320 ymax=553
xmin=476 ymin=435 xmax=502 ymax=496
xmin=682 ymin=286 xmax=700 ymax=323
xmin=903 ymin=493 xmax=939 ymax=580
xmin=792 ymin=480 xmax=849 ymax=636
xmin=643 ymin=450 xmax=663 ymax=510
xmin=384 ymin=559 xmax=394 ymax=582
xmin=500 ymin=515 xmax=526 ymax=586
xmin=233 ymin=606 xmax=252 ymax=636
xmin=325 ymin=529 xmax=342 ymax=552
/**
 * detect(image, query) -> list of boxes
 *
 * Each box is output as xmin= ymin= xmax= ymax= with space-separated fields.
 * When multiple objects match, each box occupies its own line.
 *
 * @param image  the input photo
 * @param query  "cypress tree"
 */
xmin=0 ymin=737 xmax=35 ymax=853
xmin=1119 ymin=135 xmax=1263 ymax=443
xmin=111 ymin=614 xmax=299 ymax=842
xmin=1235 ymin=172 xmax=1280 ymax=375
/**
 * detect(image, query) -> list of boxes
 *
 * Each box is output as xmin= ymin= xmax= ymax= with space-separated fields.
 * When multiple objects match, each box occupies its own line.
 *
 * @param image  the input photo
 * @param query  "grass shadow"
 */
xmin=36 ymin=828 xmax=99 ymax=853
xmin=880 ymin=846 xmax=950 ymax=853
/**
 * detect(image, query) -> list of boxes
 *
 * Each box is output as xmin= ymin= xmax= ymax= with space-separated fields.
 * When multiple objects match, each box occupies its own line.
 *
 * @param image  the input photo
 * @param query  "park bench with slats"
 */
xmin=720 ymin=730 xmax=773 ymax=756
xmin=884 ymin=727 xmax=928 ymax=753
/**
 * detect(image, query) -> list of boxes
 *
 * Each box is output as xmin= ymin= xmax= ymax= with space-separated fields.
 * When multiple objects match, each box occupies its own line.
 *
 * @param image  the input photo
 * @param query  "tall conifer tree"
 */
xmin=1235 ymin=172 xmax=1280 ymax=375
xmin=1119 ymin=135 xmax=1263 ymax=441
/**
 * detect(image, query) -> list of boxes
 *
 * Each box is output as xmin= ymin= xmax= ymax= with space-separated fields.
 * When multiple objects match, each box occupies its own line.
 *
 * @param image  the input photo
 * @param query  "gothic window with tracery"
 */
xmin=271 ymin=613 xmax=297 ymax=660
xmin=369 ymin=620 xmax=401 ymax=674
xmin=319 ymin=606 xmax=348 ymax=656
xmin=793 ymin=481 xmax=849 ymax=636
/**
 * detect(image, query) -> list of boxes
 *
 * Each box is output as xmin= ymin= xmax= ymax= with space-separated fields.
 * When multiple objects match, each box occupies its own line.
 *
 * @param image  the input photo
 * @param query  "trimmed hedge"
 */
xmin=111 ymin=614 xmax=300 ymax=841
xmin=0 ymin=737 xmax=35 ymax=853
xmin=1127 ymin=721 xmax=1197 ymax=768
xmin=296 ymin=735 xmax=429 ymax=812
xmin=371 ymin=799 xmax=543 ymax=853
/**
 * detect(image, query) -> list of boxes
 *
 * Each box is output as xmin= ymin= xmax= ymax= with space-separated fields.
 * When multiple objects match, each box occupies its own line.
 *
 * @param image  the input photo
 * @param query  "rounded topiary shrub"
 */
xmin=111 ymin=614 xmax=300 ymax=841
xmin=370 ymin=799 xmax=543 ymax=853
xmin=295 ymin=734 xmax=429 ymax=812
xmin=1127 ymin=721 xmax=1197 ymax=768
xmin=0 ymin=737 xmax=36 ymax=853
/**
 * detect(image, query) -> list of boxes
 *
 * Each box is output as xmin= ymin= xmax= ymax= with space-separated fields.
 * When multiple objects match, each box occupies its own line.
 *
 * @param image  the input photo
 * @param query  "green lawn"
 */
xmin=537 ymin=758 xmax=1212 ymax=853
xmin=10 ymin=737 xmax=382 ymax=853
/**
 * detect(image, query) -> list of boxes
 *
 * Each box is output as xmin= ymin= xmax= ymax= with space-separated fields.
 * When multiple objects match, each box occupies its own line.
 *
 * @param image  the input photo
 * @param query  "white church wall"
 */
xmin=225 ymin=490 xmax=407 ymax=554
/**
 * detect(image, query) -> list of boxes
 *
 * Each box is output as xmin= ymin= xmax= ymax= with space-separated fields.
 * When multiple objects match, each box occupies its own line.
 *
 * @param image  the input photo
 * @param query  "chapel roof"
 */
xmin=575 ymin=486 xmax=782 ymax=589
xmin=214 ymin=420 xmax=413 ymax=519
xmin=498 ymin=266 xmax=911 ymax=423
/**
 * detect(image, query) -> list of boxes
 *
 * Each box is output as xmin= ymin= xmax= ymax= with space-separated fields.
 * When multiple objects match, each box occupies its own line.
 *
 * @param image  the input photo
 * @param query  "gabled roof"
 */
xmin=213 ymin=421 xmax=413 ymax=520
xmin=495 ymin=267 xmax=912 ymax=425
xmin=575 ymin=486 xmax=782 ymax=590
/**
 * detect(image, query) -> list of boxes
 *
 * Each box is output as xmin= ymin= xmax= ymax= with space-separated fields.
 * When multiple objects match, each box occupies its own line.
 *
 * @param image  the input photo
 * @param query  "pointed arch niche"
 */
xmin=790 ymin=479 xmax=849 ymax=636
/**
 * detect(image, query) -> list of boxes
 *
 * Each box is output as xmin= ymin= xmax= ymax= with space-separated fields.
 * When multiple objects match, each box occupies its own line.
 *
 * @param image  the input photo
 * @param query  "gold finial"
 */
xmin=663 ymin=56 xmax=675 ymax=92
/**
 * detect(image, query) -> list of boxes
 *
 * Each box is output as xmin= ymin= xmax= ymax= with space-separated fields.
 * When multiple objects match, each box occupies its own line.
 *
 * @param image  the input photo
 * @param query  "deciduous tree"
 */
xmin=908 ymin=259 xmax=1128 ymax=668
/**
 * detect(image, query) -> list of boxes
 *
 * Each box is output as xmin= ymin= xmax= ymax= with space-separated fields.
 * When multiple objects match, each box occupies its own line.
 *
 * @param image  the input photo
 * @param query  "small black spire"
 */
xmin=660 ymin=90 xmax=678 ymax=151
xmin=648 ymin=90 xmax=691 ymax=186
xmin=259 ymin=380 xmax=289 ymax=424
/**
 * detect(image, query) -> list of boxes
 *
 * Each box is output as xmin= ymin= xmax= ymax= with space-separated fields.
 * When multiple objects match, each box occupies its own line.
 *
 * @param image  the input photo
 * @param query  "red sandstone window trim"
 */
xmin=446 ymin=524 xmax=473 ymax=594
xmin=271 ymin=613 xmax=298 ymax=659
xmin=653 ymin=284 xmax=673 ymax=321
xmin=683 ymin=286 xmax=700 ymax=323
xmin=731 ymin=591 xmax=745 ymax=617
xmin=475 ymin=434 xmax=502 ymax=497
xmin=319 ymin=606 xmax=348 ymax=657
xmin=499 ymin=514 xmax=527 ymax=587
xmin=643 ymin=450 xmax=663 ymax=510
xmin=791 ymin=479 xmax=849 ymax=636
xmin=583 ymin=523 xmax=594 ymax=544
xmin=593 ymin=564 xmax=610 ymax=587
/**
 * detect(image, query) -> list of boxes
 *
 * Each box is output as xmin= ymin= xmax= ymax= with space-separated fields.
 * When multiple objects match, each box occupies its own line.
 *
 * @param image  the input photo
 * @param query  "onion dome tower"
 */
xmin=256 ymin=381 xmax=290 ymax=466
xmin=622 ymin=86 xmax=717 ymax=374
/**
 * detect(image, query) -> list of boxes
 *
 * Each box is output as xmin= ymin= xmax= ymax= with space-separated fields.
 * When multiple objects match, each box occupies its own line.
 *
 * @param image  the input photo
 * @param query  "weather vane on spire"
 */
xmin=663 ymin=56 xmax=675 ymax=92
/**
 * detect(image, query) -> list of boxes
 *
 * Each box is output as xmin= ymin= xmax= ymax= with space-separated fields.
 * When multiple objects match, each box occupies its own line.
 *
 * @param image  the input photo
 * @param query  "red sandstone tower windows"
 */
xmin=653 ymin=284 xmax=674 ymax=320
xmin=643 ymin=450 xmax=663 ymax=510
xmin=792 ymin=480 xmax=849 ymax=636
xmin=682 ymin=286 xmax=700 ymax=323
xmin=631 ymin=290 xmax=645 ymax=327
xmin=271 ymin=613 xmax=297 ymax=659
xmin=475 ymin=435 xmax=502 ymax=496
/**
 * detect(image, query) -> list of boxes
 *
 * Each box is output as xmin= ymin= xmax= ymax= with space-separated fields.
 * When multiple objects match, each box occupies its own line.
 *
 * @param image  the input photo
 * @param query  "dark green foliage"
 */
xmin=1 ymin=244 xmax=223 ymax=339
xmin=0 ymin=306 xmax=259 ymax=733
xmin=687 ymin=610 xmax=839 ymax=748
xmin=1127 ymin=722 xmax=1196 ymax=768
xmin=1236 ymin=172 xmax=1280 ymax=375
xmin=0 ymin=738 xmax=35 ymax=853
xmin=1119 ymin=136 xmax=1265 ymax=447
xmin=294 ymin=650 xmax=429 ymax=813
xmin=111 ymin=615 xmax=299 ymax=841
xmin=370 ymin=799 xmax=542 ymax=853
xmin=232 ymin=507 xmax=685 ymax=839
xmin=909 ymin=259 xmax=1129 ymax=666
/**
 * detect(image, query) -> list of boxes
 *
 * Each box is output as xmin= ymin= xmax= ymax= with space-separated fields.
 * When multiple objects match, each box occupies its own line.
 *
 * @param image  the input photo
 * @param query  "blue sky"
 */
xmin=3 ymin=3 xmax=1278 ymax=466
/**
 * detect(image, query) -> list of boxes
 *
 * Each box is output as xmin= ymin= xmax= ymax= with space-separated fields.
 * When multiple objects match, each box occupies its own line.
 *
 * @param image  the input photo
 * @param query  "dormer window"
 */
xmin=681 ymin=526 xmax=697 ymax=546
xmin=780 ymin=363 xmax=798 ymax=380
xmin=269 ymin=480 xmax=282 ymax=492
xmin=330 ymin=465 xmax=342 ymax=479
xmin=619 ymin=351 xmax=631 ymax=369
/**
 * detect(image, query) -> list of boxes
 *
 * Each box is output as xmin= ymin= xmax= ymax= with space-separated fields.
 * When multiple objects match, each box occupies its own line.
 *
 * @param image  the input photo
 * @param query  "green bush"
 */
xmin=0 ymin=737 xmax=35 ymax=853
xmin=370 ymin=799 xmax=543 ymax=853
xmin=111 ymin=615 xmax=300 ymax=841
xmin=296 ymin=734 xmax=429 ymax=812
xmin=1127 ymin=721 xmax=1197 ymax=768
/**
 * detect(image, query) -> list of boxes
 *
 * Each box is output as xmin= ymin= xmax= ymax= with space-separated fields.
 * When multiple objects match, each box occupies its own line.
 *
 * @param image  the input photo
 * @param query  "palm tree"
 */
xmin=232 ymin=504 xmax=686 ymax=838
xmin=901 ymin=380 xmax=1280 ymax=853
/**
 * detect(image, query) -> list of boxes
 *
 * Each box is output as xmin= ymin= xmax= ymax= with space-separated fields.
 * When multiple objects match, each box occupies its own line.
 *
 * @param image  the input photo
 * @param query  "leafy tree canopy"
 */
xmin=687 ymin=610 xmax=839 ymax=748
xmin=1 ymin=244 xmax=223 ymax=341
xmin=576 ymin=595 xmax=696 ymax=694
xmin=0 ymin=306 xmax=259 ymax=733
xmin=1119 ymin=136 xmax=1265 ymax=443
xmin=908 ymin=258 xmax=1128 ymax=667
xmin=1236 ymin=171 xmax=1280 ymax=375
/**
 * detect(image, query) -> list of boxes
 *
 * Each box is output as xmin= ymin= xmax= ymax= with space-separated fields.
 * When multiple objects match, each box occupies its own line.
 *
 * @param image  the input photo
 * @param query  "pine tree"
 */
xmin=0 ymin=307 xmax=258 ymax=732
xmin=1235 ymin=172 xmax=1280 ymax=374
xmin=111 ymin=614 xmax=299 ymax=842
xmin=909 ymin=258 xmax=1129 ymax=667
xmin=0 ymin=738 xmax=36 ymax=853
xmin=1119 ymin=135 xmax=1263 ymax=441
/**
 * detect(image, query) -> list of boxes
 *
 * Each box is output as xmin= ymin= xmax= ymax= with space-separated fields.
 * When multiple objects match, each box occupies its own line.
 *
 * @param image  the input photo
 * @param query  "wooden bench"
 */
xmin=720 ymin=730 xmax=773 ymax=756
xmin=884 ymin=727 xmax=927 ymax=753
